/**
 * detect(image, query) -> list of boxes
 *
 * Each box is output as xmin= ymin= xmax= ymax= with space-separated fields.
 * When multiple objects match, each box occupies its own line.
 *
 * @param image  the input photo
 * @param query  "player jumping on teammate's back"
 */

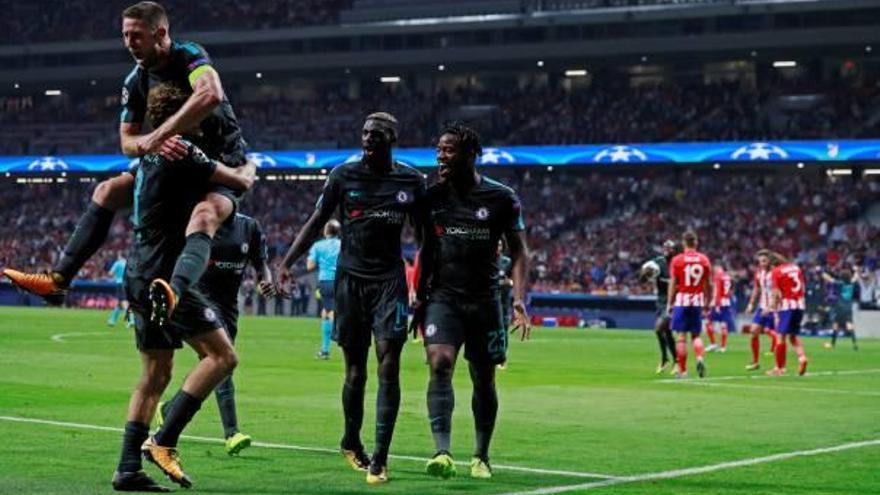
xmin=667 ymin=231 xmax=712 ymax=379
xmin=307 ymin=220 xmax=342 ymax=360
xmin=412 ymin=123 xmax=531 ymax=480
xmin=277 ymin=112 xmax=426 ymax=485
xmin=640 ymin=240 xmax=680 ymax=374
xmin=705 ymin=263 xmax=735 ymax=353
xmin=113 ymin=81 xmax=254 ymax=492
xmin=745 ymin=249 xmax=780 ymax=371
xmin=767 ymin=252 xmax=809 ymax=376
xmin=3 ymin=1 xmax=248 ymax=320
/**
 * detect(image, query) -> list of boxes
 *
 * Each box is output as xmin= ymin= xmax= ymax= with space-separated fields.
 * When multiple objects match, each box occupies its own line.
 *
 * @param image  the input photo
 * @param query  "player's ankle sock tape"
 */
xmin=117 ymin=421 xmax=149 ymax=472
xmin=154 ymin=390 xmax=202 ymax=447
xmin=374 ymin=379 xmax=401 ymax=458
xmin=55 ymin=201 xmax=115 ymax=283
xmin=214 ymin=377 xmax=238 ymax=437
xmin=170 ymin=232 xmax=213 ymax=297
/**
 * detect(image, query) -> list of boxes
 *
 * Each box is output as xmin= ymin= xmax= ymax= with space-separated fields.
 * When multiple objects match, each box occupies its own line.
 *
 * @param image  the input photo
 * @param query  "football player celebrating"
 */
xmin=767 ymin=252 xmax=809 ymax=376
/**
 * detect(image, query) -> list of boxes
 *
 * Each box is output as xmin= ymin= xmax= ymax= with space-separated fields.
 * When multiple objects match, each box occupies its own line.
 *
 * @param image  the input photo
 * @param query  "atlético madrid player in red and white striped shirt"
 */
xmin=667 ymin=231 xmax=713 ymax=379
xmin=768 ymin=252 xmax=809 ymax=376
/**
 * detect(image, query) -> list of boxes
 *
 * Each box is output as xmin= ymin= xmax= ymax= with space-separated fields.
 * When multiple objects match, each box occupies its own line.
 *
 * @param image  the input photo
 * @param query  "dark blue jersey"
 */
xmin=313 ymin=160 xmax=426 ymax=280
xmin=120 ymin=40 xmax=247 ymax=165
xmin=197 ymin=214 xmax=268 ymax=318
xmin=423 ymin=176 xmax=525 ymax=300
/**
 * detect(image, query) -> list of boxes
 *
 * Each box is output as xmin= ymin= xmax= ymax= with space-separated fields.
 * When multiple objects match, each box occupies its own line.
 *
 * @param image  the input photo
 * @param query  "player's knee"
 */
xmin=345 ymin=367 xmax=367 ymax=388
xmin=428 ymin=354 xmax=454 ymax=379
xmin=218 ymin=349 xmax=239 ymax=375
xmin=189 ymin=204 xmax=220 ymax=234
xmin=92 ymin=180 xmax=120 ymax=209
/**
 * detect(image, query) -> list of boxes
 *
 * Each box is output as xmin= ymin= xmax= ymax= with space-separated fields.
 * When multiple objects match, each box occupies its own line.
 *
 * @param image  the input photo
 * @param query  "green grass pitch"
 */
xmin=0 ymin=306 xmax=877 ymax=494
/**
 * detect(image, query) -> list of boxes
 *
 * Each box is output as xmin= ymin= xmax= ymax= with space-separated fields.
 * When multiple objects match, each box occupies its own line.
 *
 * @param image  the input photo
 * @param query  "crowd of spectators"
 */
xmin=2 ymin=77 xmax=878 ymax=155
xmin=1 ymin=171 xmax=877 ymax=301
xmin=0 ymin=1 xmax=352 ymax=45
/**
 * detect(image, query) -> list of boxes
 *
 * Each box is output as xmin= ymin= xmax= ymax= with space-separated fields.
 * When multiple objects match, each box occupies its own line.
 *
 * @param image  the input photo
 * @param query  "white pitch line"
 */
xmin=497 ymin=438 xmax=880 ymax=495
xmin=50 ymin=331 xmax=115 ymax=343
xmin=673 ymin=381 xmax=880 ymax=397
xmin=658 ymin=368 xmax=880 ymax=383
xmin=0 ymin=415 xmax=617 ymax=480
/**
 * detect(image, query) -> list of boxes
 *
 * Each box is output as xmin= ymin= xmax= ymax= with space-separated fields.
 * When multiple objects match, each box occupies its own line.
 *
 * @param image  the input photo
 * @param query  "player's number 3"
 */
xmin=684 ymin=263 xmax=704 ymax=287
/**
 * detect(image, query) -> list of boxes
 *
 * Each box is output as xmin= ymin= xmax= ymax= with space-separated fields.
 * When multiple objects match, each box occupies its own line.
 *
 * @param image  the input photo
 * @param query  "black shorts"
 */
xmin=217 ymin=308 xmax=239 ymax=342
xmin=319 ymin=280 xmax=336 ymax=312
xmin=207 ymin=184 xmax=241 ymax=218
xmin=114 ymin=284 xmax=126 ymax=301
xmin=333 ymin=271 xmax=408 ymax=348
xmin=125 ymin=276 xmax=223 ymax=351
xmin=423 ymin=295 xmax=507 ymax=365
xmin=832 ymin=305 xmax=853 ymax=326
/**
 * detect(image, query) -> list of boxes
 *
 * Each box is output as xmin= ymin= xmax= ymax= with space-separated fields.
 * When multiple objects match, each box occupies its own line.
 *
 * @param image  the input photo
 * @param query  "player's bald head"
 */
xmin=324 ymin=219 xmax=341 ymax=238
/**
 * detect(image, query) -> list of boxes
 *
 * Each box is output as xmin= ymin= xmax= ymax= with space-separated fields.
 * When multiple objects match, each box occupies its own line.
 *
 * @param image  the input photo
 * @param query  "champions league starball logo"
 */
xmin=731 ymin=142 xmax=789 ymax=161
xmin=396 ymin=190 xmax=410 ymax=203
xmin=475 ymin=207 xmax=489 ymax=220
xmin=425 ymin=324 xmax=437 ymax=338
xmin=27 ymin=156 xmax=69 ymax=171
xmin=480 ymin=148 xmax=516 ymax=165
xmin=246 ymin=152 xmax=277 ymax=168
xmin=593 ymin=146 xmax=648 ymax=163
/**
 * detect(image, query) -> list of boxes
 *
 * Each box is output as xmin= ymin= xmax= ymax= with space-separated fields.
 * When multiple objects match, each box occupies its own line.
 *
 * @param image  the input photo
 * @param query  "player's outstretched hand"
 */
xmin=258 ymin=280 xmax=277 ymax=298
xmin=274 ymin=266 xmax=291 ymax=298
xmin=511 ymin=300 xmax=531 ymax=341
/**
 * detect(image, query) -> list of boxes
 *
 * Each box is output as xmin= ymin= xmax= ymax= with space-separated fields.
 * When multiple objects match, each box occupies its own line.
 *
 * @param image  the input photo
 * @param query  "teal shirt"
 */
xmin=109 ymin=259 xmax=127 ymax=284
xmin=308 ymin=237 xmax=341 ymax=282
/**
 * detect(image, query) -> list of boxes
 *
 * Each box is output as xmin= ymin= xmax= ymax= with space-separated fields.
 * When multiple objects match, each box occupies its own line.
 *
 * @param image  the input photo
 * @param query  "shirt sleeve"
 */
xmin=307 ymin=243 xmax=318 ymax=264
xmin=119 ymin=69 xmax=146 ymax=125
xmin=177 ymin=41 xmax=214 ymax=88
xmin=504 ymin=191 xmax=526 ymax=238
xmin=314 ymin=168 xmax=342 ymax=223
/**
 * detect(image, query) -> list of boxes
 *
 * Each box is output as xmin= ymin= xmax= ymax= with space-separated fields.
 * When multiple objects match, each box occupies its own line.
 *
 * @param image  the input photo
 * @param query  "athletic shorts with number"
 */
xmin=333 ymin=271 xmax=408 ymax=348
xmin=125 ymin=276 xmax=222 ymax=351
xmin=776 ymin=309 xmax=803 ymax=335
xmin=319 ymin=280 xmax=336 ymax=312
xmin=423 ymin=295 xmax=508 ymax=365
xmin=752 ymin=309 xmax=776 ymax=330
xmin=671 ymin=306 xmax=703 ymax=334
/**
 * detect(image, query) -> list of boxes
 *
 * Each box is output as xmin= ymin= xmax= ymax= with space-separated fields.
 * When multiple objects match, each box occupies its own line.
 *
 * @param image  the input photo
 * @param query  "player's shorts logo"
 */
xmin=240 ymin=242 xmax=249 ymax=254
xmin=396 ymin=191 xmax=409 ymax=203
xmin=121 ymin=87 xmax=129 ymax=106
xmin=425 ymin=324 xmax=437 ymax=337
xmin=204 ymin=308 xmax=217 ymax=322
xmin=475 ymin=207 xmax=489 ymax=220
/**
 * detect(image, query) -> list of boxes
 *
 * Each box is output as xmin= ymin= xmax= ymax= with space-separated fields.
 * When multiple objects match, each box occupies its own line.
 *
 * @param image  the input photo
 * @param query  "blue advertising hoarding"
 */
xmin=1 ymin=140 xmax=878 ymax=174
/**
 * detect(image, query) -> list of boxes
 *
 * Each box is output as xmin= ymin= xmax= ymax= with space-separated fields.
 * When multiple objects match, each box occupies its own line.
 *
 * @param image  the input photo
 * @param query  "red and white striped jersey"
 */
xmin=670 ymin=249 xmax=712 ymax=307
xmin=754 ymin=268 xmax=774 ymax=311
xmin=771 ymin=262 xmax=806 ymax=310
xmin=713 ymin=268 xmax=733 ymax=308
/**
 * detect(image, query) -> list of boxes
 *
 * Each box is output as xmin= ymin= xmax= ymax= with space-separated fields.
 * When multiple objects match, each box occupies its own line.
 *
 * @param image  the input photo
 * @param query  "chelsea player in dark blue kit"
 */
xmin=279 ymin=112 xmax=426 ymax=484
xmin=158 ymin=213 xmax=274 ymax=456
xmin=413 ymin=124 xmax=531 ymax=480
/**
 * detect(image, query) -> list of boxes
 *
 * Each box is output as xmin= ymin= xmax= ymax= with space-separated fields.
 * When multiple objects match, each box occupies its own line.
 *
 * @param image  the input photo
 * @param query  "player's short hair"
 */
xmin=682 ymin=230 xmax=698 ymax=248
xmin=122 ymin=1 xmax=169 ymax=30
xmin=365 ymin=112 xmax=398 ymax=142
xmin=755 ymin=248 xmax=771 ymax=259
xmin=147 ymin=82 xmax=190 ymax=127
xmin=769 ymin=251 xmax=789 ymax=266
xmin=324 ymin=219 xmax=341 ymax=237
xmin=439 ymin=121 xmax=483 ymax=159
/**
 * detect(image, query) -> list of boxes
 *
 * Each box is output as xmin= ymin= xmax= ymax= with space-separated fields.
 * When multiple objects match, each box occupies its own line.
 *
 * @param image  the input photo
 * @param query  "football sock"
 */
xmin=693 ymin=337 xmax=705 ymax=360
xmin=663 ymin=329 xmax=677 ymax=361
xmin=117 ymin=421 xmax=149 ymax=473
xmin=154 ymin=389 xmax=202 ymax=448
xmin=655 ymin=331 xmax=669 ymax=363
xmin=55 ymin=201 xmax=115 ymax=284
xmin=775 ymin=341 xmax=787 ymax=369
xmin=705 ymin=323 xmax=716 ymax=345
xmin=830 ymin=329 xmax=838 ymax=347
xmin=321 ymin=319 xmax=332 ymax=354
xmin=676 ymin=339 xmax=688 ymax=373
xmin=721 ymin=325 xmax=729 ymax=348
xmin=750 ymin=335 xmax=760 ymax=363
xmin=768 ymin=330 xmax=779 ymax=352
xmin=341 ymin=382 xmax=365 ymax=449
xmin=373 ymin=378 xmax=400 ymax=466
xmin=427 ymin=372 xmax=454 ymax=453
xmin=169 ymin=232 xmax=212 ymax=298
xmin=849 ymin=331 xmax=858 ymax=349
xmin=109 ymin=306 xmax=122 ymax=325
xmin=214 ymin=376 xmax=239 ymax=438
xmin=472 ymin=379 xmax=498 ymax=460
xmin=791 ymin=336 xmax=806 ymax=362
